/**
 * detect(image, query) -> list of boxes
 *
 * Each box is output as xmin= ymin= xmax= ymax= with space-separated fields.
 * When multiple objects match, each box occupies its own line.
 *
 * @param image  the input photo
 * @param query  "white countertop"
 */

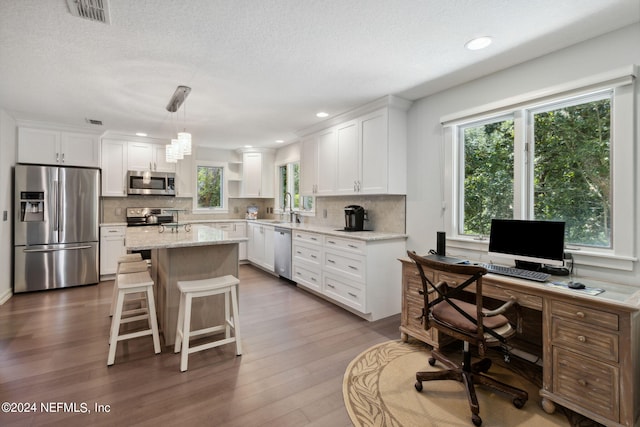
xmin=249 ymin=220 xmax=408 ymax=242
xmin=125 ymin=224 xmax=247 ymax=250
xmin=101 ymin=218 xmax=407 ymax=243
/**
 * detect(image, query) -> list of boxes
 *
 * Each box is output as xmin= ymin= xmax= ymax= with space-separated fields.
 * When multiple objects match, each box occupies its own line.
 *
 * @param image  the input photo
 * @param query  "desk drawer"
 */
xmin=553 ymin=347 xmax=619 ymax=421
xmin=551 ymin=318 xmax=619 ymax=362
xmin=551 ymin=300 xmax=619 ymax=331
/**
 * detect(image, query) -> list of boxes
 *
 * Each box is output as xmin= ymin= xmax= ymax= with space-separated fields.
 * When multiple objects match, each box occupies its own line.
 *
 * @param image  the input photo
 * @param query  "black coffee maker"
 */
xmin=344 ymin=205 xmax=365 ymax=231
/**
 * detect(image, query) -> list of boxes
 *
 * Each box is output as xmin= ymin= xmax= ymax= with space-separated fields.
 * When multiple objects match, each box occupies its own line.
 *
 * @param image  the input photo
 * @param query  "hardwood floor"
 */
xmin=0 ymin=265 xmax=400 ymax=426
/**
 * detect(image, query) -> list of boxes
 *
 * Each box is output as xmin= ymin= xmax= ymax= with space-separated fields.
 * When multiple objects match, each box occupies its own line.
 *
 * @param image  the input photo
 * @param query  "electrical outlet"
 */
xmin=115 ymin=207 xmax=122 ymax=216
xmin=2 ymin=210 xmax=7 ymax=221
xmin=323 ymin=209 xmax=327 ymax=218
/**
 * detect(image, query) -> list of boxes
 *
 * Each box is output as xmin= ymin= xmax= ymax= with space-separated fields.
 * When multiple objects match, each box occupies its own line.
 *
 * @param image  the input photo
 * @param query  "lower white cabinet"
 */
xmin=292 ymin=230 xmax=405 ymax=321
xmin=210 ymin=222 xmax=247 ymax=261
xmin=100 ymin=226 xmax=127 ymax=276
xmin=247 ymin=222 xmax=274 ymax=272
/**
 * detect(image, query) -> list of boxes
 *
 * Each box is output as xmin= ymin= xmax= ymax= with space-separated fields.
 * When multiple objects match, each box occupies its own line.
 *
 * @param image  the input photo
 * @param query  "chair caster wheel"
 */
xmin=414 ymin=381 xmax=423 ymax=392
xmin=513 ymin=398 xmax=526 ymax=409
xmin=472 ymin=414 xmax=482 ymax=426
xmin=428 ymin=357 xmax=436 ymax=366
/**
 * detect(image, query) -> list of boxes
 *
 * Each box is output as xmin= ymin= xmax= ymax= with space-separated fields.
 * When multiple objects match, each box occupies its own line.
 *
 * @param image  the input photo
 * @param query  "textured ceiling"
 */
xmin=0 ymin=0 xmax=638 ymax=149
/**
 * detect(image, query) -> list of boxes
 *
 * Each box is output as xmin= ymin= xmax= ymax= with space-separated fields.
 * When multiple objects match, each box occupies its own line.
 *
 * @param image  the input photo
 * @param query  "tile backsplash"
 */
xmin=101 ymin=194 xmax=406 ymax=233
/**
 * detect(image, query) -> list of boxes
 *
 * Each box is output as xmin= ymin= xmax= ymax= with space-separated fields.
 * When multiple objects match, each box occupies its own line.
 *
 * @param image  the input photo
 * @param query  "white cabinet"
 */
xmin=175 ymin=153 xmax=193 ymax=197
xmin=247 ymin=222 xmax=275 ymax=272
xmin=291 ymin=229 xmax=406 ymax=321
xmin=18 ymin=127 xmax=100 ymax=167
xmin=335 ymin=120 xmax=359 ymax=194
xmin=100 ymin=225 xmax=127 ymax=276
xmin=299 ymin=135 xmax=318 ymax=195
xmin=101 ymin=139 xmax=128 ymax=197
xmin=128 ymin=142 xmax=175 ymax=172
xmin=210 ymin=222 xmax=247 ymax=260
xmin=240 ymin=150 xmax=274 ymax=197
xmin=297 ymin=96 xmax=411 ymax=196
xmin=292 ymin=230 xmax=323 ymax=292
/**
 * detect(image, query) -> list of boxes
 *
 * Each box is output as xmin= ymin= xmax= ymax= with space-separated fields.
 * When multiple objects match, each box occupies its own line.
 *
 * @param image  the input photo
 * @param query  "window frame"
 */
xmin=443 ymin=68 xmax=636 ymax=271
xmin=275 ymin=160 xmax=314 ymax=215
xmin=192 ymin=160 xmax=228 ymax=214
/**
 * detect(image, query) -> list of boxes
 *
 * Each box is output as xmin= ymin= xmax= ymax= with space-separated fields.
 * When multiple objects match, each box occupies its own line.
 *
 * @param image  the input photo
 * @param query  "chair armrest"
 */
xmin=482 ymin=296 xmax=517 ymax=317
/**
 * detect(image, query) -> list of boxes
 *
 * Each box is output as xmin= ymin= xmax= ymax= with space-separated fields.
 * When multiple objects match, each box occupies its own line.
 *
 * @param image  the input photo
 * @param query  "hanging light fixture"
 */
xmin=165 ymin=85 xmax=192 ymax=160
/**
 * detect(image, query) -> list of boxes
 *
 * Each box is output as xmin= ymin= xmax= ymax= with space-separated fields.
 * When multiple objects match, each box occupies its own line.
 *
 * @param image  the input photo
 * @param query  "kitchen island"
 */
xmin=126 ymin=224 xmax=247 ymax=346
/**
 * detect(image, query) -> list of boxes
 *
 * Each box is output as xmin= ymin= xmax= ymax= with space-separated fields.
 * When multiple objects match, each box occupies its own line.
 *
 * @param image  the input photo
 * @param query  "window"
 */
xmin=277 ymin=161 xmax=313 ymax=212
xmin=279 ymin=163 xmax=299 ymax=210
xmin=195 ymin=162 xmax=225 ymax=211
xmin=460 ymin=93 xmax=612 ymax=248
xmin=444 ymin=68 xmax=635 ymax=269
xmin=461 ymin=116 xmax=514 ymax=236
xmin=531 ymin=95 xmax=611 ymax=247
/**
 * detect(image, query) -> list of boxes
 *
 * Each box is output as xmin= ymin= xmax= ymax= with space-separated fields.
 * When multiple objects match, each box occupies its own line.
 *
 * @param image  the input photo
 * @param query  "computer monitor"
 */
xmin=488 ymin=219 xmax=565 ymax=269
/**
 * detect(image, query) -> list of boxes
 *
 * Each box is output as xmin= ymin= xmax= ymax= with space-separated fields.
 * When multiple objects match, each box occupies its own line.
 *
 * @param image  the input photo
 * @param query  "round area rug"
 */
xmin=343 ymin=340 xmax=570 ymax=427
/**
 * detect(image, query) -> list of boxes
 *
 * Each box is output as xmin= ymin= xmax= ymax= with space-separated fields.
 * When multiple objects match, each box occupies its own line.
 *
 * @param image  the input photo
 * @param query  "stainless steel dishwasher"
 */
xmin=274 ymin=226 xmax=292 ymax=280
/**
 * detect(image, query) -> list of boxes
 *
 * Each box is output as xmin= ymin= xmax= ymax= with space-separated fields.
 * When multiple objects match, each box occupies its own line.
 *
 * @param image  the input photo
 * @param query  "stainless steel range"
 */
xmin=126 ymin=207 xmax=174 ymax=227
xmin=126 ymin=207 xmax=174 ymax=260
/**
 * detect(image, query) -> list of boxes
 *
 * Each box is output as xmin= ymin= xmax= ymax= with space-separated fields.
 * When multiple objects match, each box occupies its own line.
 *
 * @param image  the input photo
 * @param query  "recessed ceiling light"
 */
xmin=244 ymin=145 xmax=253 ymax=148
xmin=316 ymin=112 xmax=329 ymax=118
xmin=465 ymin=36 xmax=492 ymax=50
xmin=136 ymin=132 xmax=147 ymax=137
xmin=275 ymin=140 xmax=284 ymax=143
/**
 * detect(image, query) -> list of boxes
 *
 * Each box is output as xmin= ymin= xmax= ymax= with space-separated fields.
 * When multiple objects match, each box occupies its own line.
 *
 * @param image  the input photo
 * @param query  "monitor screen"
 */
xmin=488 ymin=219 xmax=565 ymax=267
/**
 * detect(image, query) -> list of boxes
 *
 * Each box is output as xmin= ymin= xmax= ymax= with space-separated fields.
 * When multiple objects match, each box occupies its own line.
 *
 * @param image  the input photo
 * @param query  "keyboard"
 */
xmin=481 ymin=263 xmax=550 ymax=282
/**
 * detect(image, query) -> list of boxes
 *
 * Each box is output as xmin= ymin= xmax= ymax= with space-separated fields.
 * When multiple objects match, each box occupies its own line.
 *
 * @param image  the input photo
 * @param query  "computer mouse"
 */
xmin=568 ymin=281 xmax=585 ymax=289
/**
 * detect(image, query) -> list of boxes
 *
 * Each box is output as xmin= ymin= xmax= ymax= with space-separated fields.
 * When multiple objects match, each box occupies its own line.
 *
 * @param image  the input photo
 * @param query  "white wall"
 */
xmin=0 ymin=110 xmax=17 ymax=303
xmin=406 ymin=23 xmax=640 ymax=285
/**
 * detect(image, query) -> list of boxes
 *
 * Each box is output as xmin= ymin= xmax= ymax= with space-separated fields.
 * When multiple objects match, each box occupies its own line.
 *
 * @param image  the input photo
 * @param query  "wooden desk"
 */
xmin=399 ymin=258 xmax=640 ymax=427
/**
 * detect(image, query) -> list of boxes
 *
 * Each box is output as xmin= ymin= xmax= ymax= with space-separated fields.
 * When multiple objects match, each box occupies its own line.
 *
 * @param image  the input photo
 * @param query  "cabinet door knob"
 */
xmin=577 ymin=335 xmax=586 ymax=343
xmin=576 ymin=311 xmax=585 ymax=318
xmin=577 ymin=379 xmax=588 ymax=387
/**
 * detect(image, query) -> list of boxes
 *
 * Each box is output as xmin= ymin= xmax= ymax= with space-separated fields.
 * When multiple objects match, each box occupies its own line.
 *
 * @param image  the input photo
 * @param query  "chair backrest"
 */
xmin=407 ymin=251 xmax=500 ymax=352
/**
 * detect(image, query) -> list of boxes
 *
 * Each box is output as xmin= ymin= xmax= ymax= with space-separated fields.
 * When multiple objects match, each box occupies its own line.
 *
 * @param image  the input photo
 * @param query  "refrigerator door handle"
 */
xmin=53 ymin=180 xmax=59 ymax=231
xmin=23 ymin=245 xmax=93 ymax=253
xmin=59 ymin=179 xmax=64 ymax=233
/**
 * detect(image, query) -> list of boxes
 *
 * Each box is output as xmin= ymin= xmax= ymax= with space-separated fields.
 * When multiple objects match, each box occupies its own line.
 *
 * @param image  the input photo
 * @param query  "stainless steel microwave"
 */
xmin=127 ymin=171 xmax=175 ymax=196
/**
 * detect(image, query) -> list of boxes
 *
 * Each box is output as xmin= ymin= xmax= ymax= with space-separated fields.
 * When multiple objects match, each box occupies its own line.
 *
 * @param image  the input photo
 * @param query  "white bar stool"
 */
xmin=109 ymin=257 xmax=147 ymax=316
xmin=108 ymin=270 xmax=161 ymax=366
xmin=174 ymin=275 xmax=242 ymax=372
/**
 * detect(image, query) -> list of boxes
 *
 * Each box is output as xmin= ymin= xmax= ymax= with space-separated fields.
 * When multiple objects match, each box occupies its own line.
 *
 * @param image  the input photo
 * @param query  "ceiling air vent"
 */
xmin=66 ymin=0 xmax=111 ymax=24
xmin=85 ymin=118 xmax=103 ymax=126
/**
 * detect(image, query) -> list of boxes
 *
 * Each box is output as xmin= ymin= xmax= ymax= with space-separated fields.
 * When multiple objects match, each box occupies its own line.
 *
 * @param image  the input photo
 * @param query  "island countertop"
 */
xmin=126 ymin=224 xmax=248 ymax=250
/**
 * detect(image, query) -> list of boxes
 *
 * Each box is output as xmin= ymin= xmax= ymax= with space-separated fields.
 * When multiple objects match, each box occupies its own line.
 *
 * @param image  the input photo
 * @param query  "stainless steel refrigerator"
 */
xmin=14 ymin=164 xmax=100 ymax=293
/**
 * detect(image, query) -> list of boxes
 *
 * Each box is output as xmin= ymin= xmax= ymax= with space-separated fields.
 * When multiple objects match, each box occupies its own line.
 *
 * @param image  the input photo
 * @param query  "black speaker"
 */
xmin=436 ymin=231 xmax=446 ymax=256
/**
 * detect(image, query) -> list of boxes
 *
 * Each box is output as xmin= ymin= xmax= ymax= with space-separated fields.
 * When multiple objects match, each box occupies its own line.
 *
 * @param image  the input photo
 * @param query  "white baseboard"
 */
xmin=0 ymin=288 xmax=13 ymax=305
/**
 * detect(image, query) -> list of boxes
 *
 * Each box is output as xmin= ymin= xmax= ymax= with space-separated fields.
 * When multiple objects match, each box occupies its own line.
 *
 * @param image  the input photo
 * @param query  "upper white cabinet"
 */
xmin=300 ymin=128 xmax=337 ymax=195
xmin=297 ymin=95 xmax=411 ymax=196
xmin=18 ymin=127 xmax=100 ymax=168
xmin=101 ymin=139 xmax=128 ymax=197
xmin=239 ymin=149 xmax=274 ymax=198
xmin=174 ymin=152 xmax=193 ymax=197
xmin=335 ymin=120 xmax=359 ymax=194
xmin=127 ymin=142 xmax=175 ymax=172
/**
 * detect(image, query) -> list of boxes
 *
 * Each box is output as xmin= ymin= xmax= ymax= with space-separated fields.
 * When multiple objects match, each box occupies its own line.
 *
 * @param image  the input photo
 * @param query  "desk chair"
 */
xmin=407 ymin=251 xmax=528 ymax=426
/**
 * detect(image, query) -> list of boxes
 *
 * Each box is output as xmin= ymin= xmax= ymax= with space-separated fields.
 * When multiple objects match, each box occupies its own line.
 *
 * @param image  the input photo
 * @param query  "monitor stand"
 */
xmin=514 ymin=260 xmax=543 ymax=272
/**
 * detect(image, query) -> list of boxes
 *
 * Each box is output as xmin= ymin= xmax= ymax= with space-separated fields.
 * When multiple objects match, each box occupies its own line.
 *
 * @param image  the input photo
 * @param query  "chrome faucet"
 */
xmin=284 ymin=192 xmax=293 ymax=222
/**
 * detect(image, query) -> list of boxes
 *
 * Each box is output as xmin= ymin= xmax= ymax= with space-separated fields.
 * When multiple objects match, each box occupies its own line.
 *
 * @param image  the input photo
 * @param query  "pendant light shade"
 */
xmin=165 ymin=143 xmax=177 ymax=163
xmin=165 ymin=85 xmax=193 ymax=161
xmin=178 ymin=131 xmax=192 ymax=155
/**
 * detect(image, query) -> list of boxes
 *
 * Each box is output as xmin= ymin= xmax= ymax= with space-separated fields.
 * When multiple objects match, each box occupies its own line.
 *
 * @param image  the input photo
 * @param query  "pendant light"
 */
xmin=165 ymin=85 xmax=192 ymax=160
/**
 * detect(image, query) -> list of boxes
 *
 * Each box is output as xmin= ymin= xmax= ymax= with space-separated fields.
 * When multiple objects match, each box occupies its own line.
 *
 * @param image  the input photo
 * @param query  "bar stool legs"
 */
xmin=174 ymin=275 xmax=242 ymax=372
xmin=108 ymin=271 xmax=161 ymax=366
